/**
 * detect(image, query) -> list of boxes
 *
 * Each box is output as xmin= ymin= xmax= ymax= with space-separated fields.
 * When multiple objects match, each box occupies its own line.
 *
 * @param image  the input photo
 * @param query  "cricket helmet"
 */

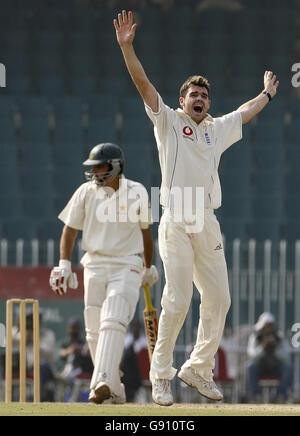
xmin=83 ymin=143 xmax=125 ymax=186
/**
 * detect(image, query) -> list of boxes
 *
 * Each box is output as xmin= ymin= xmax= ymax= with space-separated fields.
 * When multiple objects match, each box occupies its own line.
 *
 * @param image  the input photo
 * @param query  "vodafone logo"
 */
xmin=183 ymin=126 xmax=193 ymax=136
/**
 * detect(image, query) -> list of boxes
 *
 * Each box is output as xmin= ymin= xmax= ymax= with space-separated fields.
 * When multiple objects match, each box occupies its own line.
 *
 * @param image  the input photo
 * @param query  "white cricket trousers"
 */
xmin=82 ymin=255 xmax=143 ymax=395
xmin=150 ymin=209 xmax=231 ymax=383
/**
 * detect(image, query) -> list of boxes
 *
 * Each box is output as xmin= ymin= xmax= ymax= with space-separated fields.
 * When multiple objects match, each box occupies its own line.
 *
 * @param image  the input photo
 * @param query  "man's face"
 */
xmin=91 ymin=163 xmax=110 ymax=184
xmin=179 ymin=84 xmax=211 ymax=124
xmin=262 ymin=323 xmax=275 ymax=336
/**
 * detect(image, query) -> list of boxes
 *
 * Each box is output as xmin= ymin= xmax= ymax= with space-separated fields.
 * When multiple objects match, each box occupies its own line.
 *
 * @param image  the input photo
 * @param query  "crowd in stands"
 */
xmin=0 ymin=311 xmax=295 ymax=403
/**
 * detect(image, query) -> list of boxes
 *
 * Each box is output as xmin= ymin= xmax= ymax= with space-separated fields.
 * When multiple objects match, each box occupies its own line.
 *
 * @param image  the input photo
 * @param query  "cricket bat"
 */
xmin=143 ymin=283 xmax=158 ymax=362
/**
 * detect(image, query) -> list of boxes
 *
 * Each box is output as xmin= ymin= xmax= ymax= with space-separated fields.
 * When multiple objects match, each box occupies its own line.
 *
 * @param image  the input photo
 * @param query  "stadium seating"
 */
xmin=0 ymin=0 xmax=298 ymax=264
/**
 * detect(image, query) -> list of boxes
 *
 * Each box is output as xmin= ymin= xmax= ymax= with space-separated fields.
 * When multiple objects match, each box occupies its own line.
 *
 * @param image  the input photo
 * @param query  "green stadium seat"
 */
xmin=220 ymin=169 xmax=251 ymax=196
xmin=121 ymin=114 xmax=152 ymax=144
xmin=218 ymin=217 xmax=246 ymax=242
xmin=8 ymin=75 xmax=31 ymax=95
xmin=220 ymin=195 xmax=251 ymax=220
xmin=285 ymin=172 xmax=300 ymax=195
xmin=252 ymin=194 xmax=284 ymax=220
xmin=0 ymin=168 xmax=21 ymax=196
xmin=18 ymin=96 xmax=51 ymax=142
xmin=53 ymin=167 xmax=85 ymax=200
xmin=286 ymin=121 xmax=299 ymax=144
xmin=38 ymin=218 xmax=64 ymax=242
xmin=194 ymin=10 xmax=229 ymax=34
xmin=52 ymin=96 xmax=84 ymax=118
xmin=21 ymin=167 xmax=54 ymax=196
xmin=286 ymin=195 xmax=300 ymax=219
xmin=54 ymin=118 xmax=84 ymax=142
xmin=254 ymin=119 xmax=284 ymax=143
xmin=252 ymin=169 xmax=284 ymax=196
xmin=65 ymin=53 xmax=97 ymax=76
xmin=246 ymin=219 xmax=280 ymax=245
xmin=20 ymin=141 xmax=53 ymax=169
xmin=0 ymin=143 xmax=18 ymax=168
xmin=252 ymin=143 xmax=285 ymax=171
xmin=1 ymin=52 xmax=28 ymax=75
xmin=52 ymin=140 xmax=85 ymax=168
xmin=2 ymin=217 xmax=39 ymax=265
xmin=23 ymin=194 xmax=55 ymax=220
xmin=34 ymin=29 xmax=64 ymax=50
xmin=2 ymin=218 xmax=38 ymax=241
xmin=38 ymin=75 xmax=65 ymax=96
xmin=284 ymin=220 xmax=300 ymax=242
xmin=0 ymin=195 xmax=22 ymax=220
xmin=220 ymin=142 xmax=252 ymax=171
xmin=2 ymin=29 xmax=28 ymax=51
xmin=86 ymin=119 xmax=118 ymax=147
xmin=30 ymin=10 xmax=66 ymax=31
xmin=69 ymin=76 xmax=98 ymax=97
xmin=122 ymin=144 xmax=153 ymax=192
xmin=53 ymin=97 xmax=85 ymax=142
xmin=32 ymin=51 xmax=64 ymax=75
xmin=66 ymin=31 xmax=94 ymax=52
xmin=20 ymin=118 xmax=50 ymax=142
xmin=64 ymin=10 xmax=93 ymax=32
xmin=0 ymin=119 xmax=17 ymax=142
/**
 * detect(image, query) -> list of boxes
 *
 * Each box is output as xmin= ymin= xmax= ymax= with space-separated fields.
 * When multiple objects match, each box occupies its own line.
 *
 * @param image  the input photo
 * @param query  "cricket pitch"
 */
xmin=0 ymin=402 xmax=300 ymax=416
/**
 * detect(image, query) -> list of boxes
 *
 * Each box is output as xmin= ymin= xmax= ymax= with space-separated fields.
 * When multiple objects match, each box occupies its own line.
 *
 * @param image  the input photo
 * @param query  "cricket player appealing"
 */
xmin=49 ymin=143 xmax=158 ymax=404
xmin=114 ymin=10 xmax=279 ymax=405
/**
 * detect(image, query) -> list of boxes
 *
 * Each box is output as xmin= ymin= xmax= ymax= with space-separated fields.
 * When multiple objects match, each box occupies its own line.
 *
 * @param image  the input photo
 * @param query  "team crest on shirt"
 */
xmin=183 ymin=126 xmax=194 ymax=141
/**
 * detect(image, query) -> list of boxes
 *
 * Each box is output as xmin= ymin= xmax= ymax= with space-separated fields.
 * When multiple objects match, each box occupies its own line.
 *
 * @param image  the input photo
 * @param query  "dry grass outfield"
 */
xmin=0 ymin=402 xmax=300 ymax=416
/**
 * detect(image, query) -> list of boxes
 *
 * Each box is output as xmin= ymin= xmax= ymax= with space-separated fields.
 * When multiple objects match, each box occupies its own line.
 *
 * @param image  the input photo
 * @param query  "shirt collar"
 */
xmin=175 ymin=108 xmax=214 ymax=127
xmin=96 ymin=175 xmax=128 ymax=200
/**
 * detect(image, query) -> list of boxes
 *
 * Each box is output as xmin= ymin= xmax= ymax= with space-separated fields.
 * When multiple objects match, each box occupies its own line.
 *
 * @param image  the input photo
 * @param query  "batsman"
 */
xmin=49 ymin=143 xmax=158 ymax=404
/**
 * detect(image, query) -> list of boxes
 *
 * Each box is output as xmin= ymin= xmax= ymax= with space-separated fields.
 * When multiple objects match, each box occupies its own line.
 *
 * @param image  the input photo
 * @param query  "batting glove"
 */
xmin=142 ymin=265 xmax=159 ymax=287
xmin=49 ymin=259 xmax=78 ymax=296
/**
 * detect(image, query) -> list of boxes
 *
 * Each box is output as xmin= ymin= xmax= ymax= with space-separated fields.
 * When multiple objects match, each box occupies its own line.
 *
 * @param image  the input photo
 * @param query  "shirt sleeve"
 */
xmin=58 ymin=184 xmax=87 ymax=230
xmin=136 ymin=184 xmax=153 ymax=229
xmin=214 ymin=110 xmax=243 ymax=154
xmin=139 ymin=200 xmax=153 ymax=230
xmin=144 ymin=93 xmax=171 ymax=146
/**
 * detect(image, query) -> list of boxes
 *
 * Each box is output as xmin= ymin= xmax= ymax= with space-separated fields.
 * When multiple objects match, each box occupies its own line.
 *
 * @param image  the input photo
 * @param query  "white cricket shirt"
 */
xmin=58 ymin=176 xmax=152 ymax=261
xmin=145 ymin=93 xmax=242 ymax=211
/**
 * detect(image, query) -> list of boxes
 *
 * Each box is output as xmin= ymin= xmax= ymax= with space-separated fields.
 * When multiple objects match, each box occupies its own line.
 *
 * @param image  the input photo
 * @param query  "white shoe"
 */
xmin=89 ymin=381 xmax=111 ymax=404
xmin=178 ymin=367 xmax=223 ymax=401
xmin=104 ymin=383 xmax=126 ymax=404
xmin=152 ymin=379 xmax=173 ymax=406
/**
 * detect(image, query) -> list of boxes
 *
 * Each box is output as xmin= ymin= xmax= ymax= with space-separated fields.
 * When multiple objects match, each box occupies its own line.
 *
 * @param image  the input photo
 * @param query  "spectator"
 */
xmin=246 ymin=312 xmax=293 ymax=403
xmin=120 ymin=320 xmax=150 ymax=402
xmin=58 ymin=318 xmax=93 ymax=384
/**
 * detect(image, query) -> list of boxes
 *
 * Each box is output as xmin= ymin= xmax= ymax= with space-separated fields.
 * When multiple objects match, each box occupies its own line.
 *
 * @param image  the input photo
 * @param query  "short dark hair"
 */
xmin=180 ymin=75 xmax=210 ymax=98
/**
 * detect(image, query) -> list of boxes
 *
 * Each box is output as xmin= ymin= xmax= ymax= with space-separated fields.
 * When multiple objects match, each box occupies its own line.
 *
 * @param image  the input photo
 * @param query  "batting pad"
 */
xmin=84 ymin=306 xmax=101 ymax=364
xmin=90 ymin=295 xmax=130 ymax=395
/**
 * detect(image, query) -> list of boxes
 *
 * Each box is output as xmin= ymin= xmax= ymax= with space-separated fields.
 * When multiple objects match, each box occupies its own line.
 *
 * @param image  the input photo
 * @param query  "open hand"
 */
xmin=264 ymin=71 xmax=279 ymax=98
xmin=114 ymin=10 xmax=137 ymax=48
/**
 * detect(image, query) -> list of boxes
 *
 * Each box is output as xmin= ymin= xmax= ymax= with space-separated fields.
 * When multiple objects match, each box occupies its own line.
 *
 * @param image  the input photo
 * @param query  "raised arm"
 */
xmin=237 ymin=71 xmax=279 ymax=124
xmin=114 ymin=10 xmax=159 ymax=112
